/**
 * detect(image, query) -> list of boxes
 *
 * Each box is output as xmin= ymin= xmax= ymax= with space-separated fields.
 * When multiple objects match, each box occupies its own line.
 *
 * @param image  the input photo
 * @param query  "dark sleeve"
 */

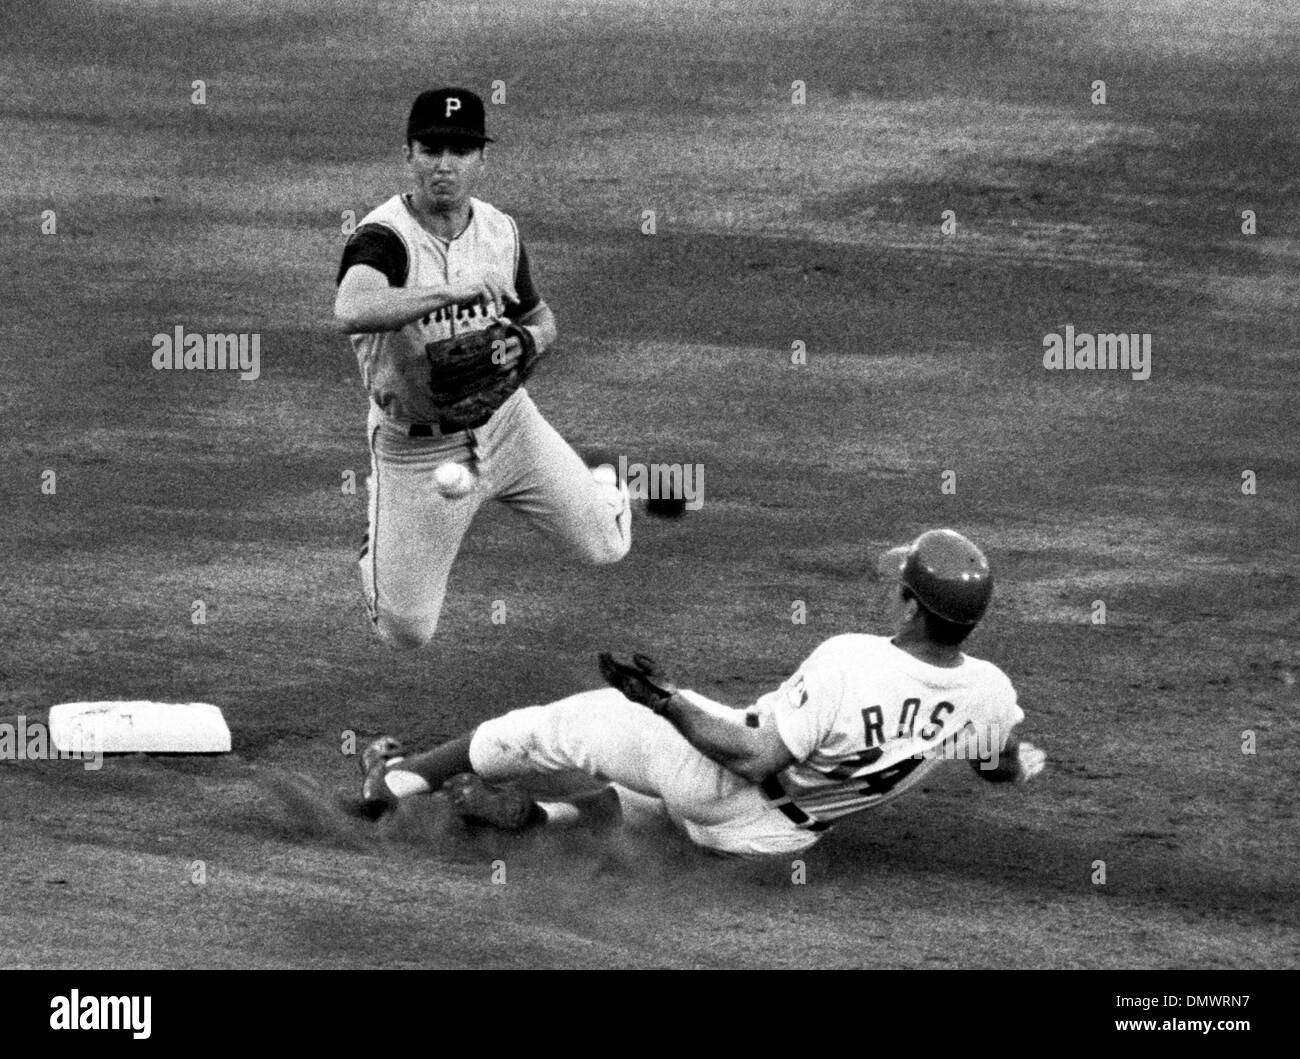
xmin=505 ymin=241 xmax=543 ymax=320
xmin=336 ymin=224 xmax=408 ymax=287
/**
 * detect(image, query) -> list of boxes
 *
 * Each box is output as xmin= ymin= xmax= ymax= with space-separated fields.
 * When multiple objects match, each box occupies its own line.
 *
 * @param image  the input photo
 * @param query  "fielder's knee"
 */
xmin=372 ymin=609 xmax=439 ymax=650
xmin=579 ymin=506 xmax=631 ymax=565
xmin=577 ymin=476 xmax=631 ymax=564
xmin=583 ymin=531 xmax=630 ymax=565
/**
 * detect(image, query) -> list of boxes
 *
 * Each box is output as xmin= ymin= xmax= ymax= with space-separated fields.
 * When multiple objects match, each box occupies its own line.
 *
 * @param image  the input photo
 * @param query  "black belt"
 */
xmin=760 ymin=775 xmax=833 ymax=832
xmin=408 ymin=414 xmax=491 ymax=437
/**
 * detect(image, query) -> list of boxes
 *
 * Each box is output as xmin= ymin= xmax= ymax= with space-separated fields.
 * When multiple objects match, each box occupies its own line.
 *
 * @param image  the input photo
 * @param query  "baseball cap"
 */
xmin=407 ymin=87 xmax=494 ymax=145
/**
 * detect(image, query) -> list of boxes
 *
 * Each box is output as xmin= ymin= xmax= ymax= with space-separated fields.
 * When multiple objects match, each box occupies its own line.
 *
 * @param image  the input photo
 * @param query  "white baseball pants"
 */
xmin=359 ymin=388 xmax=630 ymax=648
xmin=468 ymin=688 xmax=821 ymax=857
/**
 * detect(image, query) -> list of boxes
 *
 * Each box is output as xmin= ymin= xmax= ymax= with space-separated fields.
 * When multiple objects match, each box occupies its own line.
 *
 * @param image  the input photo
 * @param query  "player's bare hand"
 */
xmin=599 ymin=652 xmax=678 ymax=714
xmin=1015 ymin=740 xmax=1047 ymax=783
xmin=445 ymin=278 xmax=515 ymax=317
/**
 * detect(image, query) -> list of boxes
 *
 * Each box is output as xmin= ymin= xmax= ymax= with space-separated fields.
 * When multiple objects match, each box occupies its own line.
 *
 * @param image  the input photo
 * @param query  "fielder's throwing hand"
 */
xmin=357 ymin=529 xmax=1046 ymax=858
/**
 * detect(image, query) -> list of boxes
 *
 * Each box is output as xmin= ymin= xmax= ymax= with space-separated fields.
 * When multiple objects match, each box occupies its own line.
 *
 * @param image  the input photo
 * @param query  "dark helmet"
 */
xmin=898 ymin=529 xmax=993 ymax=625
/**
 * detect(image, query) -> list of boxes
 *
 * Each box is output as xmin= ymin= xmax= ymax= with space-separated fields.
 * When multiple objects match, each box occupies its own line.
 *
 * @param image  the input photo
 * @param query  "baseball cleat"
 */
xmin=443 ymin=772 xmax=544 ymax=831
xmin=574 ymin=785 xmax=624 ymax=833
xmin=359 ymin=735 xmax=405 ymax=819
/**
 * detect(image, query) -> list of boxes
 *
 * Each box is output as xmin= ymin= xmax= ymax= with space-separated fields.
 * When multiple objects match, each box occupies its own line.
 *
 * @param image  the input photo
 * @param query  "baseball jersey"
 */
xmin=752 ymin=634 xmax=1024 ymax=821
xmin=336 ymin=194 xmax=541 ymax=423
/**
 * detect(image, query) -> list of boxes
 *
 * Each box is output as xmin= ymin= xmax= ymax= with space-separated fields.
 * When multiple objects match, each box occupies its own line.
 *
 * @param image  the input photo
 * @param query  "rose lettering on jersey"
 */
xmin=864 ymin=698 xmax=956 ymax=748
xmin=919 ymin=701 xmax=955 ymax=741
xmin=861 ymin=706 xmax=885 ymax=747
xmin=896 ymin=697 xmax=921 ymax=739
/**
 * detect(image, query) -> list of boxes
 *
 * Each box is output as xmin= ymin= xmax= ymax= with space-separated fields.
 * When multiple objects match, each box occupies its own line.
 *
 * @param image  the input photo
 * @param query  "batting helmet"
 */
xmin=895 ymin=529 xmax=993 ymax=625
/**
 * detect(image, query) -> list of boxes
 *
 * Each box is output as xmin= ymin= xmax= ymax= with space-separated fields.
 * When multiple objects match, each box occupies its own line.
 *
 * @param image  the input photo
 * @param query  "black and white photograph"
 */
xmin=1 ymin=0 xmax=1294 ymax=1026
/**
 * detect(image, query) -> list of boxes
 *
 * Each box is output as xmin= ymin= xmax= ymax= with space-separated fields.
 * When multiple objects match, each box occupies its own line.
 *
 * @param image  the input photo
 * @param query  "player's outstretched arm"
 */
xmin=661 ymin=692 xmax=795 ymax=783
xmin=334 ymin=264 xmax=514 ymax=333
xmin=971 ymin=731 xmax=1047 ymax=784
xmin=599 ymin=653 xmax=796 ymax=783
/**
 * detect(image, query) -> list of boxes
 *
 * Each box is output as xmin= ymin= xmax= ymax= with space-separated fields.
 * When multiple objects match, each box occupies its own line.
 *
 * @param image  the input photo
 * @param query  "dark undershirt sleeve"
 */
xmin=506 ymin=242 xmax=543 ymax=320
xmin=336 ymin=224 xmax=408 ymax=287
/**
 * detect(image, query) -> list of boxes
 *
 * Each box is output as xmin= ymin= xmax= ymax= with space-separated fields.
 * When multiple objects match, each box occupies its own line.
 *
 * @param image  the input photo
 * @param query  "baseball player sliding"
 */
xmin=356 ymin=529 xmax=1047 ymax=857
xmin=334 ymin=87 xmax=630 ymax=649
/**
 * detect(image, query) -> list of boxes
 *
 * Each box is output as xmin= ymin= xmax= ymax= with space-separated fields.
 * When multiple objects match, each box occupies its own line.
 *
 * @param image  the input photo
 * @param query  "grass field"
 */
xmin=1 ymin=0 xmax=1297 ymax=969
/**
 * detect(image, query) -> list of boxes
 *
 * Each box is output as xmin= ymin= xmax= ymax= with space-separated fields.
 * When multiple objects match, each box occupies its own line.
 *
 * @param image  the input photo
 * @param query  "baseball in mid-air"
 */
xmin=434 ymin=462 xmax=475 ymax=499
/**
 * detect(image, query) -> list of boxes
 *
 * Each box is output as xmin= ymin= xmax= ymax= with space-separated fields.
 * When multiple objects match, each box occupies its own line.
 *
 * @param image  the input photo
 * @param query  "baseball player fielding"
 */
xmin=356 ymin=528 xmax=1047 ymax=857
xmin=334 ymin=87 xmax=630 ymax=649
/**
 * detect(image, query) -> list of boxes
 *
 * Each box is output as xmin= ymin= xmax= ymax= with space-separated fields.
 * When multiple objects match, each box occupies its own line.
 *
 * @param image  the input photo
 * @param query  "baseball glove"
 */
xmin=424 ymin=321 xmax=538 ymax=426
xmin=598 ymin=652 xmax=678 ymax=714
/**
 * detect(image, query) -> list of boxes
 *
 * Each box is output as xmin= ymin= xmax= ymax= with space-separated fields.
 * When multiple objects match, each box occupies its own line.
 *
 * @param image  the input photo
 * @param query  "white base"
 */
xmin=48 ymin=701 xmax=232 ymax=754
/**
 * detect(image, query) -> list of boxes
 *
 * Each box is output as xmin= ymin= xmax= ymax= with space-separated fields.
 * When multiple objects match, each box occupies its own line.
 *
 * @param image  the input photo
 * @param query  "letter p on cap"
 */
xmin=445 ymin=96 xmax=462 ymax=118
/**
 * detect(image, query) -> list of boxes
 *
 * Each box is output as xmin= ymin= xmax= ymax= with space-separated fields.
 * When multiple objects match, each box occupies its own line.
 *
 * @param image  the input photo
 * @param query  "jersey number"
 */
xmin=825 ymin=699 xmax=958 ymax=782
xmin=857 ymin=756 xmax=925 ymax=796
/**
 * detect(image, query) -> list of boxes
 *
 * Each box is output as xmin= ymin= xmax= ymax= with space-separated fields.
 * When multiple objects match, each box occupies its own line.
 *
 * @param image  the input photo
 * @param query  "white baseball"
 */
xmin=591 ymin=464 xmax=618 ymax=487
xmin=434 ymin=462 xmax=475 ymax=499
